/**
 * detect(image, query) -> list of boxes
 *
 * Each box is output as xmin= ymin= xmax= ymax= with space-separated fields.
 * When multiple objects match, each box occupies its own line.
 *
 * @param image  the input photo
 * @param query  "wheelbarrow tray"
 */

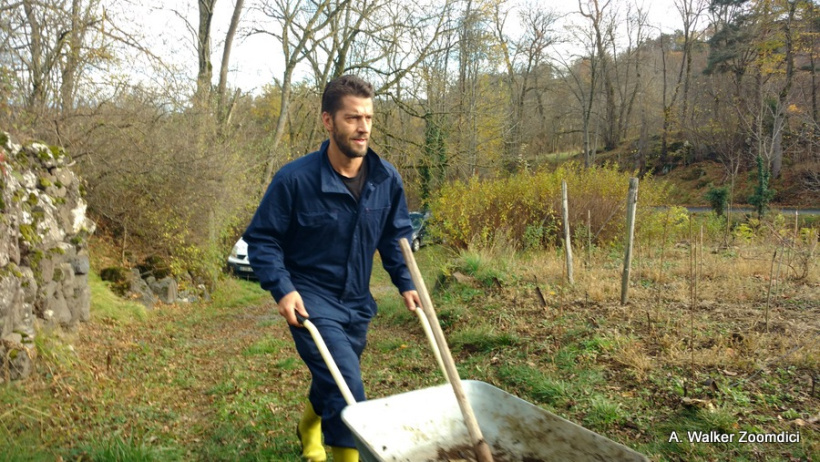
xmin=342 ymin=380 xmax=648 ymax=462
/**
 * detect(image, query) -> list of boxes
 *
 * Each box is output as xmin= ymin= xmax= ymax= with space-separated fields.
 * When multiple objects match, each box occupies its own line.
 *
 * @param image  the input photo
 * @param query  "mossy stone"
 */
xmin=19 ymin=224 xmax=41 ymax=245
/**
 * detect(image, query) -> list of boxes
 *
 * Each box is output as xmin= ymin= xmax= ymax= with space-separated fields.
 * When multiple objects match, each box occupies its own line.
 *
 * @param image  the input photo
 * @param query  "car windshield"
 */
xmin=410 ymin=213 xmax=424 ymax=229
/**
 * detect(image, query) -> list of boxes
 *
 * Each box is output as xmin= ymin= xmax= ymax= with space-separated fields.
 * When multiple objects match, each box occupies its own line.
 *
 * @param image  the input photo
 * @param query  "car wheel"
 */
xmin=412 ymin=238 xmax=421 ymax=252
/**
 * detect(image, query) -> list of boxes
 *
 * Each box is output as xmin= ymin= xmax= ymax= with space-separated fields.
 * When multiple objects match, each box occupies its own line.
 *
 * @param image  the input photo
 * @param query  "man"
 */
xmin=243 ymin=74 xmax=421 ymax=462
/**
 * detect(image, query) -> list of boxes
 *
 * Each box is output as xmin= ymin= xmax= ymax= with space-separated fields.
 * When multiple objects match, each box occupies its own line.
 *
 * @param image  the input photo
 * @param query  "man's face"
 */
xmin=323 ymin=95 xmax=373 ymax=159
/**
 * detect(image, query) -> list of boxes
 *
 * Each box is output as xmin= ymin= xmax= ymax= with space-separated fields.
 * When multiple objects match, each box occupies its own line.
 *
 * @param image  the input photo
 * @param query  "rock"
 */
xmin=45 ymin=291 xmax=72 ymax=326
xmin=0 ymin=220 xmax=17 ymax=266
xmin=129 ymin=269 xmax=156 ymax=308
xmin=198 ymin=284 xmax=211 ymax=302
xmin=36 ymin=281 xmax=57 ymax=311
xmin=0 ymin=133 xmax=95 ymax=380
xmin=69 ymin=275 xmax=90 ymax=322
xmin=69 ymin=199 xmax=93 ymax=235
xmin=452 ymin=271 xmax=476 ymax=285
xmin=37 ymin=256 xmax=55 ymax=284
xmin=59 ymin=263 xmax=75 ymax=297
xmin=16 ymin=303 xmax=35 ymax=341
xmin=177 ymin=291 xmax=198 ymax=303
xmin=150 ymin=277 xmax=178 ymax=304
xmin=20 ymin=267 xmax=37 ymax=303
xmin=53 ymin=168 xmax=73 ymax=187
xmin=69 ymin=254 xmax=90 ymax=275
xmin=3 ymin=333 xmax=22 ymax=344
xmin=0 ymin=277 xmax=21 ymax=336
xmin=0 ymin=341 xmax=33 ymax=382
xmin=20 ymin=171 xmax=37 ymax=189
xmin=48 ymin=184 xmax=67 ymax=199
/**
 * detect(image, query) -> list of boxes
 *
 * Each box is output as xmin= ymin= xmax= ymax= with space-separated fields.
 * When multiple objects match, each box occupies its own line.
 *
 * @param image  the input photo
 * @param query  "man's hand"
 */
xmin=278 ymin=290 xmax=308 ymax=326
xmin=401 ymin=290 xmax=421 ymax=312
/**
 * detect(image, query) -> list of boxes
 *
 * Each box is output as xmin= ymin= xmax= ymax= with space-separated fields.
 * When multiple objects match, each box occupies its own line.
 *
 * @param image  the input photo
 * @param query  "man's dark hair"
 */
xmin=321 ymin=75 xmax=374 ymax=116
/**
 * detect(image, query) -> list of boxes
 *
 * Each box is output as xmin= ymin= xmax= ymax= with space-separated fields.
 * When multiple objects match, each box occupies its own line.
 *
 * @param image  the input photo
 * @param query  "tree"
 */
xmin=254 ymin=0 xmax=344 ymax=186
xmin=195 ymin=0 xmax=217 ymax=106
xmin=676 ymin=0 xmax=709 ymax=129
xmin=769 ymin=0 xmax=797 ymax=179
xmin=704 ymin=0 xmax=797 ymax=179
xmin=579 ymin=0 xmax=619 ymax=151
xmin=749 ymin=153 xmax=776 ymax=217
xmin=0 ymin=0 xmax=108 ymax=119
xmin=493 ymin=2 xmax=557 ymax=171
xmin=558 ymin=23 xmax=601 ymax=168
xmin=217 ymin=0 xmax=245 ymax=125
xmin=659 ymin=0 xmax=708 ymax=169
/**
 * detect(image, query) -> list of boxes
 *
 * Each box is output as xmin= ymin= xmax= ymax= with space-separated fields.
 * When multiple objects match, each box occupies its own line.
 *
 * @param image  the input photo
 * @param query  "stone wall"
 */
xmin=0 ymin=132 xmax=95 ymax=381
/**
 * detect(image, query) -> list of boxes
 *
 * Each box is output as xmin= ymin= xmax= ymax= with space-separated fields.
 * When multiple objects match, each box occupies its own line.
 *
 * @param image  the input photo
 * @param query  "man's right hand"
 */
xmin=278 ymin=290 xmax=308 ymax=326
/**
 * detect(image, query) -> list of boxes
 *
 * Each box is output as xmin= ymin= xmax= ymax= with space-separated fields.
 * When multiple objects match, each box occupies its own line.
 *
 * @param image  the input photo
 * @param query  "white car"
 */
xmin=227 ymin=238 xmax=256 ymax=279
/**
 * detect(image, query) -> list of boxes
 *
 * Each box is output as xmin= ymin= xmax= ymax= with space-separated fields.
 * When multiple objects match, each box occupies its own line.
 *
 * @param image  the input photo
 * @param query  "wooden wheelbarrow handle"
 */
xmin=399 ymin=238 xmax=494 ymax=462
xmin=296 ymin=313 xmax=357 ymax=406
xmin=295 ymin=311 xmax=449 ymax=404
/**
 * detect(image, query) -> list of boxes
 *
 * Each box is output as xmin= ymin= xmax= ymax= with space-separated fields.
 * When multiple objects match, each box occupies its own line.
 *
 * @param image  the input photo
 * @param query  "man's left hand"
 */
xmin=401 ymin=290 xmax=421 ymax=311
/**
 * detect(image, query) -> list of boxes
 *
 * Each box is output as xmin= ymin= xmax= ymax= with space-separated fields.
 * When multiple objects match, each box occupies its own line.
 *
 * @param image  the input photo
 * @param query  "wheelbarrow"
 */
xmin=296 ymin=239 xmax=649 ymax=462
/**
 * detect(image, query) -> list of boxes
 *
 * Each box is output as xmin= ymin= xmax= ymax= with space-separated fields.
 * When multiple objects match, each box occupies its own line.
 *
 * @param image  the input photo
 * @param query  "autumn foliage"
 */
xmin=429 ymin=163 xmax=670 ymax=250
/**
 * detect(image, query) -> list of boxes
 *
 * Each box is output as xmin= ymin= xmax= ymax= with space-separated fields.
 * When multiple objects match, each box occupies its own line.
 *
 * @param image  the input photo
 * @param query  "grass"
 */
xmin=89 ymin=270 xmax=147 ymax=323
xmin=1 ymin=227 xmax=818 ymax=461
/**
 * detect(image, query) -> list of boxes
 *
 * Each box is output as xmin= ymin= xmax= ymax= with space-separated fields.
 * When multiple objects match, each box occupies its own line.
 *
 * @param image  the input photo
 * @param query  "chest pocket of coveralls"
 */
xmin=363 ymin=207 xmax=390 ymax=242
xmin=296 ymin=210 xmax=338 ymax=247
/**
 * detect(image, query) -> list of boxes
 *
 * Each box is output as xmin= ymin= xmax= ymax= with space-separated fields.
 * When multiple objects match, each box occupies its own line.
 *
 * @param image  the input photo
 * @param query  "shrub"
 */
xmin=704 ymin=186 xmax=729 ymax=216
xmin=429 ymin=163 xmax=670 ymax=250
xmin=636 ymin=206 xmax=690 ymax=249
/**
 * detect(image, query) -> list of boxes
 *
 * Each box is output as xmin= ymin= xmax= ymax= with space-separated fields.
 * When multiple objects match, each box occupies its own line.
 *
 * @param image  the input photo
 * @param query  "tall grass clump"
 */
xmin=69 ymin=435 xmax=183 ymax=462
xmin=429 ymin=163 xmax=669 ymax=250
xmin=90 ymin=270 xmax=147 ymax=323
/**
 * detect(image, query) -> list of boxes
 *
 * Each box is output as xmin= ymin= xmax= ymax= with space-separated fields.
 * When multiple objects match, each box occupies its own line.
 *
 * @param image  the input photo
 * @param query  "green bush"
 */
xmin=704 ymin=186 xmax=729 ymax=216
xmin=429 ymin=163 xmax=669 ymax=250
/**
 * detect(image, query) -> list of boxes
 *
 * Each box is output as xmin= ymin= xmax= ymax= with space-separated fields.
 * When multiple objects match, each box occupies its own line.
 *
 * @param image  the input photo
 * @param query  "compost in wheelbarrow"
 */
xmin=342 ymin=380 xmax=648 ymax=462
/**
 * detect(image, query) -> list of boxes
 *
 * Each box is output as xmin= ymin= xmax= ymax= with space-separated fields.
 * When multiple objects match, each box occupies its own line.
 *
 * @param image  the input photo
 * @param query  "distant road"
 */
xmin=669 ymin=206 xmax=820 ymax=216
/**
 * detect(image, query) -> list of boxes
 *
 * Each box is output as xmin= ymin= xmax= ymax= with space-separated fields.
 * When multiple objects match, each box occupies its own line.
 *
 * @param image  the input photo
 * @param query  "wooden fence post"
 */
xmin=562 ymin=180 xmax=574 ymax=285
xmin=587 ymin=210 xmax=592 ymax=268
xmin=621 ymin=178 xmax=639 ymax=306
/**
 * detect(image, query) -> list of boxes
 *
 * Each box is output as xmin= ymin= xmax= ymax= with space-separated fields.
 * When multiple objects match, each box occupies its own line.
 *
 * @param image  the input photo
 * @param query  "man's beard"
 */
xmin=332 ymin=127 xmax=367 ymax=159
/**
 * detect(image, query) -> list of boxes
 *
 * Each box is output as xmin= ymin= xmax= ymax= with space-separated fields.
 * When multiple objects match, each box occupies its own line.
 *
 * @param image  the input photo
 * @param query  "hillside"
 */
xmin=535 ymin=146 xmax=819 ymax=210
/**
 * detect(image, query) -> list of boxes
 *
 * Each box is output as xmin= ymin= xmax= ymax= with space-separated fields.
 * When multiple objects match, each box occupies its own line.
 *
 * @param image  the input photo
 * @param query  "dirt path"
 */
xmin=30 ymin=293 xmax=307 ymax=459
xmin=47 ymin=277 xmax=438 ymax=461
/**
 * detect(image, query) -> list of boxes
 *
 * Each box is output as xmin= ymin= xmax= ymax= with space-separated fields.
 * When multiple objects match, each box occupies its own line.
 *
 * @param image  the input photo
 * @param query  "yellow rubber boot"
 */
xmin=330 ymin=446 xmax=359 ymax=462
xmin=297 ymin=401 xmax=326 ymax=461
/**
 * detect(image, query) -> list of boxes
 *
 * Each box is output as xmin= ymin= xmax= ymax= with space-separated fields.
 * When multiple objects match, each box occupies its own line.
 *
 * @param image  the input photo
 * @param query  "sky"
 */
xmin=121 ymin=0 xmax=690 ymax=97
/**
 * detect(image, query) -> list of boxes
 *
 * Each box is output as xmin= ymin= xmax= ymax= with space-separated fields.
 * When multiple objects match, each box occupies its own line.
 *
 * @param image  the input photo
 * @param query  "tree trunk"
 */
xmin=23 ymin=0 xmax=45 ymax=112
xmin=583 ymin=133 xmax=591 ymax=168
xmin=263 ymin=71 xmax=293 ymax=186
xmin=196 ymin=0 xmax=217 ymax=106
xmin=771 ymin=1 xmax=796 ymax=180
xmin=600 ymin=55 xmax=617 ymax=150
xmin=217 ymin=0 xmax=244 ymax=125
xmin=582 ymin=0 xmax=618 ymax=151
xmin=60 ymin=0 xmax=82 ymax=112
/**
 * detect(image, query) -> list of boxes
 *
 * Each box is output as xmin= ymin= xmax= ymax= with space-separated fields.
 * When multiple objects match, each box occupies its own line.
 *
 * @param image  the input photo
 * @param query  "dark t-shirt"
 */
xmin=338 ymin=159 xmax=368 ymax=201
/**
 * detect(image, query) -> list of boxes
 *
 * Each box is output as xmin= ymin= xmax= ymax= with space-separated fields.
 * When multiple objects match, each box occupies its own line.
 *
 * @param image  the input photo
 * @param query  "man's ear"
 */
xmin=321 ymin=111 xmax=333 ymax=131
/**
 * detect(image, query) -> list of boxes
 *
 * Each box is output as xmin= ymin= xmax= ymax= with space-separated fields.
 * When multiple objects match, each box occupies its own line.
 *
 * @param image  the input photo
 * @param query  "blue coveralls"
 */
xmin=243 ymin=140 xmax=415 ymax=448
